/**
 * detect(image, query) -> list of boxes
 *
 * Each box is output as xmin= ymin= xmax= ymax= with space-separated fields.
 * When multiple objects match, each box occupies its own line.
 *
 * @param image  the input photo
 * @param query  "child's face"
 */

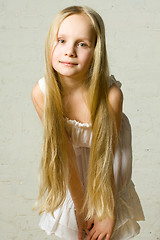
xmin=51 ymin=14 xmax=96 ymax=82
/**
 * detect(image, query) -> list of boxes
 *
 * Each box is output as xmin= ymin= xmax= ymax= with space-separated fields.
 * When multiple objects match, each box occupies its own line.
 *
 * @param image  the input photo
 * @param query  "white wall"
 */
xmin=0 ymin=0 xmax=160 ymax=239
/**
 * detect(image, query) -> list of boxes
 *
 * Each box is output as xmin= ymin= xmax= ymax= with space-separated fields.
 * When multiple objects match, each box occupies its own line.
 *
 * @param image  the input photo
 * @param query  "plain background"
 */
xmin=0 ymin=0 xmax=160 ymax=239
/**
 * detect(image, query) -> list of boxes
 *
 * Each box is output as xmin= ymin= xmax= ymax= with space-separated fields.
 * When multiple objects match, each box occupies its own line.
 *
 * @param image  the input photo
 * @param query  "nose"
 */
xmin=65 ymin=43 xmax=76 ymax=57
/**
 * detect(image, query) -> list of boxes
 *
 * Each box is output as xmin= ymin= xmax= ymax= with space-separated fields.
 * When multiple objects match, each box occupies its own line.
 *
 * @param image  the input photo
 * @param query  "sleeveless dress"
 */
xmin=37 ymin=76 xmax=145 ymax=240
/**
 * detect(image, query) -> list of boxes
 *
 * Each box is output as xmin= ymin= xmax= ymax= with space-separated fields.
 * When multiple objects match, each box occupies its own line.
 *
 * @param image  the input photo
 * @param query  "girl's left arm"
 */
xmin=86 ymin=85 xmax=123 ymax=240
xmin=108 ymin=84 xmax=123 ymax=152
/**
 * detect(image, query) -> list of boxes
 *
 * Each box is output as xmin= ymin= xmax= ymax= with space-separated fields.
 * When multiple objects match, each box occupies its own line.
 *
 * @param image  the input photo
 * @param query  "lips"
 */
xmin=59 ymin=61 xmax=78 ymax=66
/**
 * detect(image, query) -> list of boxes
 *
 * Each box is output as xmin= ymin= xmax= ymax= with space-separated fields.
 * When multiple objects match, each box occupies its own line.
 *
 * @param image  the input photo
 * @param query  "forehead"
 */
xmin=58 ymin=14 xmax=95 ymax=41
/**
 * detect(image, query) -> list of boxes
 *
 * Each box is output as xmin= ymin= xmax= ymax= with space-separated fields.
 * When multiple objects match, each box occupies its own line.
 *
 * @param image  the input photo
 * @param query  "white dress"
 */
xmin=37 ymin=76 xmax=145 ymax=240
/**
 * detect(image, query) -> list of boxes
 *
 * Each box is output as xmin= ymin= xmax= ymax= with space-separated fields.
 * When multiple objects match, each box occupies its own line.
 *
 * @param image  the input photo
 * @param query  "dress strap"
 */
xmin=109 ymin=75 xmax=122 ymax=88
xmin=38 ymin=77 xmax=45 ymax=94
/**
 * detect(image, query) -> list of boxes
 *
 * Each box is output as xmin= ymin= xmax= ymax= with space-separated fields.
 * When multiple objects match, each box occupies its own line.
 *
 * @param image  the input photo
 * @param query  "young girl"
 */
xmin=31 ymin=6 xmax=145 ymax=240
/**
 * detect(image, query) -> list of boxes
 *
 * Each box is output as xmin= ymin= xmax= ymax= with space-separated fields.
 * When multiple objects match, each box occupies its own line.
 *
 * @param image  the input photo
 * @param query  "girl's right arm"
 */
xmin=31 ymin=82 xmax=44 ymax=123
xmin=31 ymin=82 xmax=89 ymax=239
xmin=31 ymin=82 xmax=86 ymax=213
xmin=66 ymin=136 xmax=89 ymax=239
xmin=66 ymin=136 xmax=85 ymax=213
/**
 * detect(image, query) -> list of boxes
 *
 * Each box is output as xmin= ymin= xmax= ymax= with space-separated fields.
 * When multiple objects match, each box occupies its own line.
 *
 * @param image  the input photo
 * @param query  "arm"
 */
xmin=66 ymin=137 xmax=90 ymax=238
xmin=31 ymin=82 xmax=85 ymax=212
xmin=108 ymin=84 xmax=123 ymax=198
xmin=66 ymin=137 xmax=86 ymax=213
xmin=108 ymin=84 xmax=123 ymax=145
xmin=31 ymin=82 xmax=88 ymax=238
xmin=86 ymin=85 xmax=123 ymax=240
xmin=31 ymin=82 xmax=44 ymax=124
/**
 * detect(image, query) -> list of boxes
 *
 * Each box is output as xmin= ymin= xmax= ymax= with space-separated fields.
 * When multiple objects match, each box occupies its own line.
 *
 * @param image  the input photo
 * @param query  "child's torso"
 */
xmin=62 ymin=89 xmax=91 ymax=124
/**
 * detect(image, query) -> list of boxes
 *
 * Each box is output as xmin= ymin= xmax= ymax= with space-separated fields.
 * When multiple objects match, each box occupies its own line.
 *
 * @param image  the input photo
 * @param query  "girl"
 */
xmin=31 ymin=6 xmax=145 ymax=240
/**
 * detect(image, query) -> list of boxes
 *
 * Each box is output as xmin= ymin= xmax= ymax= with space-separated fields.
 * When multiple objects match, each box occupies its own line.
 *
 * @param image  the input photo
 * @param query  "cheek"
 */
xmin=82 ymin=51 xmax=94 ymax=67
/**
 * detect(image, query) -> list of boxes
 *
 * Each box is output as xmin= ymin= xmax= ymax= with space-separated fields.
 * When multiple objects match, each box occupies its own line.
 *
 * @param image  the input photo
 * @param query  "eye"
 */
xmin=77 ymin=42 xmax=88 ymax=47
xmin=58 ymin=39 xmax=65 ymax=44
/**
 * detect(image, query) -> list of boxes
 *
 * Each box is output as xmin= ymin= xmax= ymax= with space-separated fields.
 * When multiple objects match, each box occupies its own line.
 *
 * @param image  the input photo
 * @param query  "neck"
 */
xmin=59 ymin=75 xmax=88 ymax=96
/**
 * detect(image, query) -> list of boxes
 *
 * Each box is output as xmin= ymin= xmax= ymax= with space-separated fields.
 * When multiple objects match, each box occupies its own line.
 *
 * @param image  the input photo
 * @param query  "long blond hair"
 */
xmin=34 ymin=6 xmax=117 ymax=221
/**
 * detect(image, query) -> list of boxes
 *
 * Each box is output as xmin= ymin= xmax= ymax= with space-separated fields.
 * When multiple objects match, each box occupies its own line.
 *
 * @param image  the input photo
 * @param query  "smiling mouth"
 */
xmin=59 ymin=61 xmax=78 ymax=66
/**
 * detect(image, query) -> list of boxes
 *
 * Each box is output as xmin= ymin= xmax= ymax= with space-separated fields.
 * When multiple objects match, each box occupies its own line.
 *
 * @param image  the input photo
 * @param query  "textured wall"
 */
xmin=0 ymin=0 xmax=160 ymax=239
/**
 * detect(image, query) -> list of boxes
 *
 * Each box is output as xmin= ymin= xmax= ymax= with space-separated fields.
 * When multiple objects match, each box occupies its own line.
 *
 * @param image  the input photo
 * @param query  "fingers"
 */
xmin=85 ymin=226 xmax=96 ymax=240
xmin=105 ymin=233 xmax=111 ymax=240
xmin=93 ymin=231 xmax=100 ymax=240
xmin=97 ymin=233 xmax=106 ymax=240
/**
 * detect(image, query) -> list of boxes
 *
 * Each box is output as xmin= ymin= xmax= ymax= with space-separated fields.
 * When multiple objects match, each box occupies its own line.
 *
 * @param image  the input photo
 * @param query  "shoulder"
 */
xmin=31 ymin=77 xmax=45 ymax=100
xmin=31 ymin=78 xmax=45 ymax=122
xmin=108 ymin=83 xmax=123 ymax=113
xmin=31 ymin=81 xmax=44 ymax=103
xmin=107 ymin=78 xmax=123 ymax=136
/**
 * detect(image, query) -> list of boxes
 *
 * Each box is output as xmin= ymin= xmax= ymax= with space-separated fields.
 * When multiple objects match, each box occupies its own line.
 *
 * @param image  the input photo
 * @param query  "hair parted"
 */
xmin=34 ymin=5 xmax=118 ymax=222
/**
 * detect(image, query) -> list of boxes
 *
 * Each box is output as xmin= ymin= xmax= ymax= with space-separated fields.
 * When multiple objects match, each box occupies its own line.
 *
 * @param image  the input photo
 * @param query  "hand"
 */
xmin=75 ymin=209 xmax=90 ymax=240
xmin=85 ymin=213 xmax=116 ymax=240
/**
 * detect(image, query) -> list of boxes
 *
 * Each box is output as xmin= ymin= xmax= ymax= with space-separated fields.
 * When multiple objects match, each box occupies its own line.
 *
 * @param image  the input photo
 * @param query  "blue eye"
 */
xmin=78 ymin=42 xmax=87 ymax=47
xmin=58 ymin=39 xmax=65 ymax=43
